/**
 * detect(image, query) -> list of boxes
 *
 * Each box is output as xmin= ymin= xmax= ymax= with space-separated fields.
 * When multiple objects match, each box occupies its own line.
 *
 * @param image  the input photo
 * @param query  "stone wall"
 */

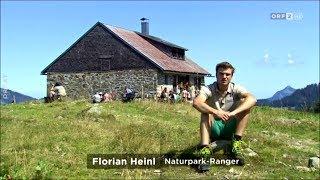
xmin=47 ymin=69 xmax=158 ymax=99
xmin=157 ymin=73 xmax=174 ymax=85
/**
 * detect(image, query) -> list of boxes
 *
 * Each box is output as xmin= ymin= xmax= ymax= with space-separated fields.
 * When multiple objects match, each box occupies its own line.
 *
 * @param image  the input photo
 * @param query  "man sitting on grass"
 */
xmin=193 ymin=61 xmax=256 ymax=167
xmin=48 ymin=82 xmax=67 ymax=102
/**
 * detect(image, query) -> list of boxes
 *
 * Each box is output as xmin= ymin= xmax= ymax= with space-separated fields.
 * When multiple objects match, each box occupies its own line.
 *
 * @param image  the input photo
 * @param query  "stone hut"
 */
xmin=41 ymin=19 xmax=211 ymax=99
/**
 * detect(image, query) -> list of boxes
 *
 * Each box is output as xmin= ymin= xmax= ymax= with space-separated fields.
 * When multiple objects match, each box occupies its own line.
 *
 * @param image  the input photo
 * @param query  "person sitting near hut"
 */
xmin=160 ymin=87 xmax=168 ymax=101
xmin=123 ymin=87 xmax=135 ymax=102
xmin=101 ymin=91 xmax=116 ymax=102
xmin=168 ymin=90 xmax=175 ymax=103
xmin=92 ymin=92 xmax=103 ymax=103
xmin=182 ymin=88 xmax=189 ymax=102
xmin=49 ymin=82 xmax=66 ymax=101
xmin=184 ymin=82 xmax=190 ymax=91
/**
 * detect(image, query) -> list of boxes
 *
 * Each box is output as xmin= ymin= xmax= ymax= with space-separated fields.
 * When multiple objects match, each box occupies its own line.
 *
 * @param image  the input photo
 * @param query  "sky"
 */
xmin=1 ymin=1 xmax=319 ymax=99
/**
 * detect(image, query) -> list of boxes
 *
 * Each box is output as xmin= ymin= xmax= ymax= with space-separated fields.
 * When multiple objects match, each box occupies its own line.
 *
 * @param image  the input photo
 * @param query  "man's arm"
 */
xmin=230 ymin=93 xmax=257 ymax=116
xmin=193 ymin=94 xmax=230 ymax=121
xmin=193 ymin=94 xmax=215 ymax=114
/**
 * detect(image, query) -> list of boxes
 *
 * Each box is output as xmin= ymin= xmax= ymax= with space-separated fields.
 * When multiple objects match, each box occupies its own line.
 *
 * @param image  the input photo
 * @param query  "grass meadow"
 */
xmin=0 ymin=100 xmax=319 ymax=179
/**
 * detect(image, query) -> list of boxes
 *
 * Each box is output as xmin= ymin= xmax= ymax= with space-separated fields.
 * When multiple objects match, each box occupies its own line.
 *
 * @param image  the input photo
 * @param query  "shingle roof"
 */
xmin=103 ymin=24 xmax=210 ymax=75
xmin=135 ymin=31 xmax=188 ymax=51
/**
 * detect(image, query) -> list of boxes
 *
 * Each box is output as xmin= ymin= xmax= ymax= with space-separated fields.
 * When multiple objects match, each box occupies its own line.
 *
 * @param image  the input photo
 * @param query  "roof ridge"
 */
xmin=103 ymin=22 xmax=187 ymax=51
xmin=135 ymin=31 xmax=188 ymax=51
xmin=103 ymin=23 xmax=135 ymax=33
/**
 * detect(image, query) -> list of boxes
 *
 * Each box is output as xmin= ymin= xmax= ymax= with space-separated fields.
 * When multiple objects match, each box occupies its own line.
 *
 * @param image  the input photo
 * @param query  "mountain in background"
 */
xmin=268 ymin=86 xmax=296 ymax=101
xmin=258 ymin=83 xmax=319 ymax=110
xmin=257 ymin=86 xmax=296 ymax=105
xmin=0 ymin=88 xmax=37 ymax=104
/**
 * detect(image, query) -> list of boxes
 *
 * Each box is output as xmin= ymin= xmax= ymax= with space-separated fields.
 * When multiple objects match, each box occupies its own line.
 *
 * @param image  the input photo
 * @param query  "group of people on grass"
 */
xmin=92 ymin=91 xmax=117 ymax=103
xmin=47 ymin=83 xmax=132 ymax=104
xmin=93 ymin=87 xmax=135 ymax=103
xmin=47 ymin=84 xmax=135 ymax=103
xmin=159 ymin=82 xmax=200 ymax=103
xmin=47 ymin=82 xmax=200 ymax=104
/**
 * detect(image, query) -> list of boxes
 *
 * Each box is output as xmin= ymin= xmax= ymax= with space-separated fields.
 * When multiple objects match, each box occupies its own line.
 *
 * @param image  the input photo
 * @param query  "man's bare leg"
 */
xmin=235 ymin=109 xmax=251 ymax=136
xmin=200 ymin=113 xmax=213 ymax=146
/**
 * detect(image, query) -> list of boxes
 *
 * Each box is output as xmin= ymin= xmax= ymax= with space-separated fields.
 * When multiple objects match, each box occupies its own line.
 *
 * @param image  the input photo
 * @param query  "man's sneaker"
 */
xmin=193 ymin=145 xmax=212 ymax=173
xmin=194 ymin=145 xmax=213 ymax=159
xmin=229 ymin=139 xmax=246 ymax=166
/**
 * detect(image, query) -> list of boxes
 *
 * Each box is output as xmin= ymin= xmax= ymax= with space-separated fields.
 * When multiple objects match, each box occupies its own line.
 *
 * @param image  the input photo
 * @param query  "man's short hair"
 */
xmin=216 ymin=62 xmax=235 ymax=75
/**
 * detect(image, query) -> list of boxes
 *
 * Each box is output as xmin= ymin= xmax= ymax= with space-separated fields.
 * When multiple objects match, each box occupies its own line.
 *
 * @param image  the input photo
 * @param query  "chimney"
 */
xmin=140 ymin=17 xmax=149 ymax=35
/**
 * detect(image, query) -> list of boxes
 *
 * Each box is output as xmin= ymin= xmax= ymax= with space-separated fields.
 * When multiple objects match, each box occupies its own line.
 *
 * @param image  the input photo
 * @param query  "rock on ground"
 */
xmin=295 ymin=166 xmax=310 ymax=172
xmin=87 ymin=104 xmax=102 ymax=115
xmin=308 ymin=157 xmax=320 ymax=168
xmin=210 ymin=140 xmax=231 ymax=152
xmin=244 ymin=148 xmax=258 ymax=157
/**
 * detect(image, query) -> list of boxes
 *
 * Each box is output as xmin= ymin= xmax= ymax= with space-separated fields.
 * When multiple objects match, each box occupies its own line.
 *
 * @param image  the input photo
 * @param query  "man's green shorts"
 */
xmin=211 ymin=118 xmax=238 ymax=140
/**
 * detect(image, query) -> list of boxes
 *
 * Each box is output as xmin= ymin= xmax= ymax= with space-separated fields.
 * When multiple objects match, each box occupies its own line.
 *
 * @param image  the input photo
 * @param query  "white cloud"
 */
xmin=288 ymin=59 xmax=295 ymax=64
xmin=287 ymin=53 xmax=295 ymax=65
xmin=264 ymin=53 xmax=269 ymax=63
xmin=255 ymin=50 xmax=277 ymax=68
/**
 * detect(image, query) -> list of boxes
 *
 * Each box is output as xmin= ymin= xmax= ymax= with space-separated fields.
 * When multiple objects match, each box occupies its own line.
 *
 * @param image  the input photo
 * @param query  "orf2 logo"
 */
xmin=271 ymin=12 xmax=303 ymax=21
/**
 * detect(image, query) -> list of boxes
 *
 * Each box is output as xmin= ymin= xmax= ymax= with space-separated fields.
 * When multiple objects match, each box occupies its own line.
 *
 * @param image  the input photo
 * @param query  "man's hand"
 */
xmin=193 ymin=94 xmax=232 ymax=122
xmin=215 ymin=110 xmax=230 ymax=122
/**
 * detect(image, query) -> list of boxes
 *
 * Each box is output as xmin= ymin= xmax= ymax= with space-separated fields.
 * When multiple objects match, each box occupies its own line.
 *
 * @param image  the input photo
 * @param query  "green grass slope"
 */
xmin=1 ymin=100 xmax=319 ymax=179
